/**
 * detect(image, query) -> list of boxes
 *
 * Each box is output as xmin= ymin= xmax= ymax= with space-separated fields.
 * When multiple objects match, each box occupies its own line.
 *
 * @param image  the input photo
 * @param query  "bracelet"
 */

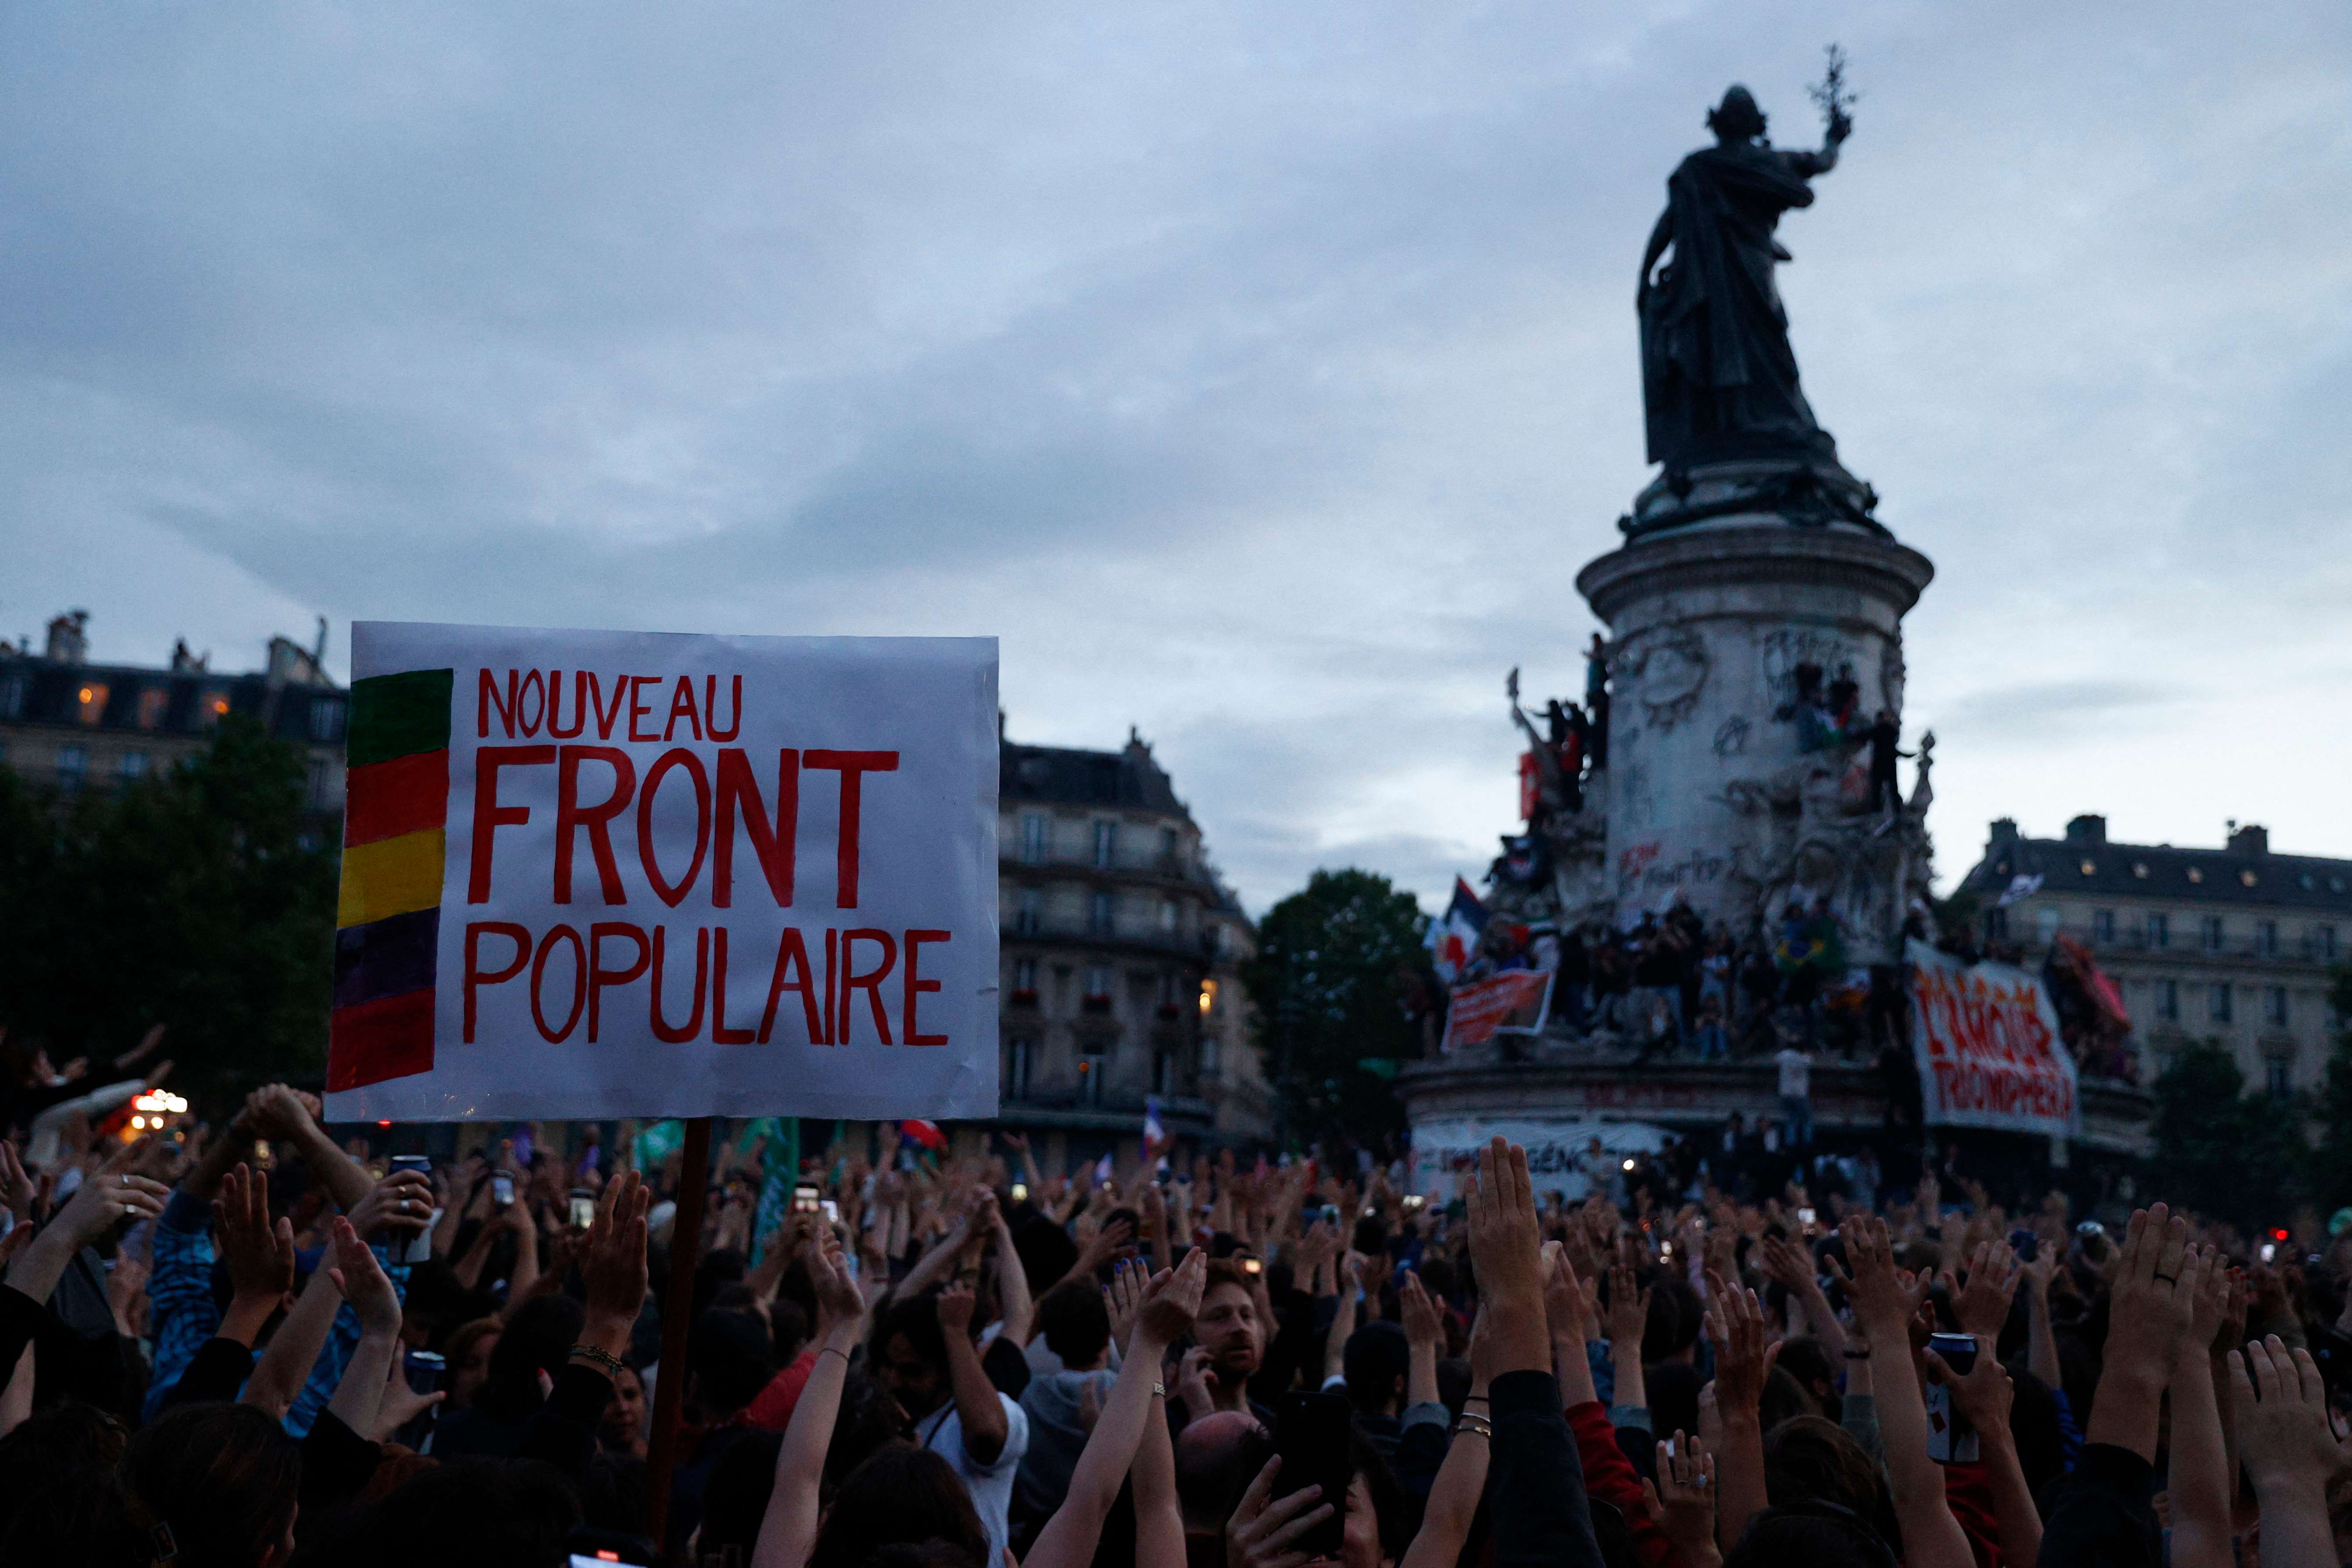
xmin=567 ymin=1344 xmax=625 ymax=1377
xmin=1151 ymin=1382 xmax=1166 ymax=1398
xmin=1453 ymin=1414 xmax=1493 ymax=1439
xmin=818 ymin=1345 xmax=852 ymax=1365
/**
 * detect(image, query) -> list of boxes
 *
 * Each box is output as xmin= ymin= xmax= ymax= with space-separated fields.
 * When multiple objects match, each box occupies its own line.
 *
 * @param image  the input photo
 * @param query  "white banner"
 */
xmin=1409 ymin=1117 xmax=1668 ymax=1204
xmin=1906 ymin=939 xmax=2079 ymax=1136
xmin=325 ymin=622 xmax=998 ymax=1122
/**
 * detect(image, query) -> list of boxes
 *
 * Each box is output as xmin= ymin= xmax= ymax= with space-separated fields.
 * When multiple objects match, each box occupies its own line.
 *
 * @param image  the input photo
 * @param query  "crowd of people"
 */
xmin=0 ymin=1043 xmax=2343 ymax=1565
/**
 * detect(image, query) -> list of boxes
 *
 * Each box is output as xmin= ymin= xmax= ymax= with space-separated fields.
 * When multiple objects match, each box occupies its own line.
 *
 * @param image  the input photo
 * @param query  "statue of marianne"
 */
xmin=1638 ymin=85 xmax=1851 ymax=474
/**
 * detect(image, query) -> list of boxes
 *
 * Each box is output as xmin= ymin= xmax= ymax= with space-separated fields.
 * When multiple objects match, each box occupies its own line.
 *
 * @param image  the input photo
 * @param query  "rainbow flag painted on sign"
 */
xmin=329 ymin=668 xmax=454 ymax=1093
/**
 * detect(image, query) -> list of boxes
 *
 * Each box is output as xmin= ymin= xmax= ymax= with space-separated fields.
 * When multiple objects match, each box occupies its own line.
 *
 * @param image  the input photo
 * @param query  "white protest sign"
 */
xmin=325 ymin=622 xmax=998 ymax=1122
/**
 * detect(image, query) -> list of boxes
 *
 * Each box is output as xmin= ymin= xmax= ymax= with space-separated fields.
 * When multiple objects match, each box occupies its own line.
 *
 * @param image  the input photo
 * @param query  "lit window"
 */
xmin=2241 ymin=869 xmax=2259 ymax=888
xmin=74 ymin=681 xmax=110 ymax=727
xmin=2133 ymin=862 xmax=2150 ymax=879
xmin=2079 ymin=859 xmax=2097 ymax=877
xmin=198 ymin=686 xmax=231 ymax=729
xmin=1199 ymin=977 xmax=1218 ymax=1017
xmin=2186 ymin=866 xmax=2204 ymax=884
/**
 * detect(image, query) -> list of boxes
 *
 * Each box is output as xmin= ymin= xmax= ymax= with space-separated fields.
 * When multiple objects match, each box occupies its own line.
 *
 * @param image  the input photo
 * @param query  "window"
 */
xmin=135 ymin=687 xmax=169 ymax=730
xmin=2034 ymin=906 xmax=2059 ymax=944
xmin=2266 ymin=1057 xmax=2295 ymax=1099
xmin=2319 ymin=926 xmax=2339 ymax=962
xmin=2256 ymin=920 xmax=2279 ymax=957
xmin=1084 ymin=964 xmax=1113 ymax=999
xmin=2156 ymin=979 xmax=2179 ymax=1022
xmin=1200 ymin=1034 xmax=1221 ymax=1076
xmin=118 ymin=752 xmax=148 ymax=780
xmin=2092 ymin=910 xmax=2116 ymax=944
xmin=1159 ymin=899 xmax=1178 ymax=934
xmin=73 ymin=681 xmax=110 ymax=727
xmin=1093 ymin=819 xmax=1118 ymax=869
xmin=1076 ymin=1054 xmax=1107 ymax=1106
xmin=1199 ymin=977 xmax=1219 ymax=1017
xmin=2208 ymin=984 xmax=2233 ymax=1025
xmin=55 ymin=745 xmax=86 ymax=791
xmin=1013 ymin=959 xmax=1037 ymax=993
xmin=1089 ymin=891 xmax=1114 ymax=935
xmin=1014 ymin=889 xmax=1043 ymax=937
xmin=306 ymin=757 xmax=336 ymax=808
xmin=307 ymin=697 xmax=346 ymax=743
xmin=2267 ymin=986 xmax=2290 ymax=1027
xmin=1985 ymin=907 xmax=2009 ymax=941
xmin=1019 ymin=814 xmax=1049 ymax=864
xmin=2200 ymin=916 xmax=2225 ymax=953
xmin=1160 ymin=827 xmax=1180 ymax=864
xmin=1005 ymin=1037 xmax=1034 ymax=1099
xmin=2148 ymin=912 xmax=2169 ymax=950
xmin=197 ymin=686 xmax=231 ymax=730
xmin=1154 ymin=1048 xmax=1177 ymax=1095
xmin=0 ymin=673 xmax=23 ymax=720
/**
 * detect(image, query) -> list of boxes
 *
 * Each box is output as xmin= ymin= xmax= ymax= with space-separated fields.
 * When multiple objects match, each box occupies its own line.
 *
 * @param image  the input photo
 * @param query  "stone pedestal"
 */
xmin=1574 ymin=518 xmax=1934 ymax=959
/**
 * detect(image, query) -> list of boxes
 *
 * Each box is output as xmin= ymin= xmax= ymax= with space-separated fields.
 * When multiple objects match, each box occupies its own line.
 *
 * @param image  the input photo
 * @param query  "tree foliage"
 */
xmin=2303 ymin=963 xmax=2352 ymax=1215
xmin=1239 ymin=868 xmax=1428 ymax=1157
xmin=0 ymin=718 xmax=337 ymax=1098
xmin=2147 ymin=1041 xmax=2303 ymax=1232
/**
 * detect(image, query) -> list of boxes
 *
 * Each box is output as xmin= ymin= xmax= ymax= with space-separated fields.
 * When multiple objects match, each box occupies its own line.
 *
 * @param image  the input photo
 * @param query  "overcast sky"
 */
xmin=4 ymin=2 xmax=2347 ymax=914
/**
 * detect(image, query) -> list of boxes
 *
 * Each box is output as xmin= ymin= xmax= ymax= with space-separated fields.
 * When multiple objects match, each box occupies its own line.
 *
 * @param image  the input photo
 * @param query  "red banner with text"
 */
xmin=1906 ymin=940 xmax=2079 ymax=1136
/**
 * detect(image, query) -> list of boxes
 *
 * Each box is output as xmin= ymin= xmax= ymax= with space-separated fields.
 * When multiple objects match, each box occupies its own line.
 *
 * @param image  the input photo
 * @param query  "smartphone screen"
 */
xmin=1271 ymin=1392 xmax=1352 ymax=1558
xmin=492 ymin=1173 xmax=516 ymax=1207
xmin=568 ymin=1191 xmax=596 ymax=1229
xmin=820 ymin=1199 xmax=840 ymax=1225
xmin=793 ymin=1183 xmax=822 ymax=1214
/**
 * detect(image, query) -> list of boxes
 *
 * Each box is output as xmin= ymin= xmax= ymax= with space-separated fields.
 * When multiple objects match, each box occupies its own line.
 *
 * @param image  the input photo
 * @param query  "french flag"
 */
xmin=1424 ymin=877 xmax=1489 ymax=984
xmin=901 ymin=1119 xmax=948 ymax=1152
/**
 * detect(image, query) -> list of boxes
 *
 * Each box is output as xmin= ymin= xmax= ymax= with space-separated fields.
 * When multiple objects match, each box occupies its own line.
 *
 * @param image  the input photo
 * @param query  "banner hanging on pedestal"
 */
xmin=1439 ymin=970 xmax=1552 ymax=1054
xmin=1905 ymin=939 xmax=2079 ymax=1136
xmin=326 ymin=621 xmax=999 ymax=1124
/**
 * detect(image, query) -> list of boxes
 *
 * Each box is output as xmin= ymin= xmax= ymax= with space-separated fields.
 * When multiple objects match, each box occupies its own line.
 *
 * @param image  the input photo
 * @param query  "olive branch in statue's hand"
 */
xmin=1808 ymin=43 xmax=1857 ymax=142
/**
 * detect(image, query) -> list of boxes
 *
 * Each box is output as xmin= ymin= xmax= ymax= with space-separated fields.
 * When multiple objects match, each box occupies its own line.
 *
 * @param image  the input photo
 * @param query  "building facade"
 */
xmin=1957 ymin=816 xmax=2349 ymax=1096
xmin=0 ymin=612 xmax=348 ymax=814
xmin=995 ymin=727 xmax=1267 ymax=1171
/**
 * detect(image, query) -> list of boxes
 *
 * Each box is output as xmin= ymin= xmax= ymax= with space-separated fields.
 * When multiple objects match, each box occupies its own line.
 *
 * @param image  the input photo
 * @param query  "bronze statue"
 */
xmin=1638 ymin=81 xmax=1850 ymax=475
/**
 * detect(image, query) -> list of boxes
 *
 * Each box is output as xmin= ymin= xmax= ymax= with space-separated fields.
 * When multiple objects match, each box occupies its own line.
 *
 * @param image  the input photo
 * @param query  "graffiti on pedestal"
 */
xmin=1616 ymin=839 xmax=1731 ymax=903
xmin=1618 ymin=626 xmax=1710 ymax=732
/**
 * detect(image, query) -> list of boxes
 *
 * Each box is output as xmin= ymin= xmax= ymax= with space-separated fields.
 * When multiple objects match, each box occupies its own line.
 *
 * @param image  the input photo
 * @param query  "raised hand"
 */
xmin=1641 ymin=1432 xmax=1722 ymax=1568
xmin=1829 ymin=1215 xmax=1908 ymax=1331
xmin=1226 ymin=1457 xmax=1335 ymax=1568
xmin=1606 ymin=1263 xmax=1652 ymax=1348
xmin=1467 ymin=1138 xmax=1547 ymax=1367
xmin=213 ymin=1162 xmax=296 ymax=1307
xmin=1133 ymin=1249 xmax=1207 ymax=1351
xmin=373 ymin=1355 xmax=447 ymax=1442
xmin=1929 ymin=1334 xmax=2015 ymax=1433
xmin=2230 ymin=1334 xmax=2341 ymax=1561
xmin=1074 ymin=1216 xmax=1136 ymax=1276
xmin=2104 ymin=1206 xmax=2196 ymax=1383
xmin=326 ymin=1215 xmax=403 ymax=1338
xmin=1176 ymin=1345 xmax=1216 ymax=1419
xmin=1703 ymin=1270 xmax=1781 ymax=1420
xmin=49 ymin=1139 xmax=169 ymax=1251
xmin=937 ymin=1278 xmax=977 ymax=1337
xmin=1400 ymin=1268 xmax=1445 ymax=1353
xmin=809 ymin=1232 xmax=868 ymax=1336
xmin=1543 ymin=1241 xmax=1594 ymax=1349
xmin=578 ymin=1169 xmax=651 ymax=1346
xmin=348 ymin=1167 xmax=435 ymax=1242
xmin=1104 ymin=1256 xmax=1147 ymax=1352
xmin=1949 ymin=1240 xmax=2022 ymax=1341
xmin=0 ymin=1143 xmax=34 ymax=1221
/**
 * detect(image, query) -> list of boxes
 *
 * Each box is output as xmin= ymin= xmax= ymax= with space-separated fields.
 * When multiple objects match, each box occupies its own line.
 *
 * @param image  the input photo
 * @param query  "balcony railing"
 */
xmin=2025 ymin=922 xmax=2338 ymax=966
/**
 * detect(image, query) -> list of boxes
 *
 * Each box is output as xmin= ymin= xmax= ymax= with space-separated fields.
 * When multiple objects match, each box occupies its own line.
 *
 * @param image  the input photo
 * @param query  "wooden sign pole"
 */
xmin=642 ymin=1114 xmax=714 ymax=1549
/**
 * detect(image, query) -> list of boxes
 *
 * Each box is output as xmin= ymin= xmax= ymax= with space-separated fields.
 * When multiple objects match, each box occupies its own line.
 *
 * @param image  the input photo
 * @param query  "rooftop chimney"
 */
xmin=43 ymin=610 xmax=88 ymax=665
xmin=2065 ymin=814 xmax=2107 ymax=847
xmin=2228 ymin=822 xmax=2269 ymax=856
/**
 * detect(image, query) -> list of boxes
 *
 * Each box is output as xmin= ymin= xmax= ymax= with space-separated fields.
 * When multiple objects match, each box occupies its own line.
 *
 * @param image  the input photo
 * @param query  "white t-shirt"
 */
xmin=919 ymin=1391 xmax=1030 ymax=1566
xmin=1776 ymin=1048 xmax=1811 ymax=1100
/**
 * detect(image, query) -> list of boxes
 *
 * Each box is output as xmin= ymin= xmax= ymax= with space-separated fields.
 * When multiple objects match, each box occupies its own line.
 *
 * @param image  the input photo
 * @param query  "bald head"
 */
xmin=1175 ymin=1410 xmax=1266 ymax=1531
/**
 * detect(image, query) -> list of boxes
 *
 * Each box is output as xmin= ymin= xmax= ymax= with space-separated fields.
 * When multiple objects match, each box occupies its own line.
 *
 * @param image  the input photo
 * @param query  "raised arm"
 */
xmin=2228 ymin=1336 xmax=2340 ymax=1568
xmin=1701 ymin=1271 xmax=1778 ymax=1552
xmin=1324 ymin=1251 xmax=1365 ymax=1388
xmin=1604 ymin=1263 xmax=1651 ymax=1413
xmin=245 ymin=1087 xmax=375 ymax=1212
xmin=322 ymin=1217 xmax=404 ymax=1440
xmin=1402 ymin=1310 xmax=1494 ymax=1568
xmin=2163 ymin=1249 xmax=2233 ymax=1568
xmin=1831 ymin=1217 xmax=1973 ymax=1568
xmin=754 ymin=1234 xmax=867 ymax=1568
xmin=1028 ymin=1251 xmax=1206 ymax=1568
xmin=935 ymin=1280 xmax=1010 ymax=1465
xmin=990 ymin=1197 xmax=1033 ymax=1348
